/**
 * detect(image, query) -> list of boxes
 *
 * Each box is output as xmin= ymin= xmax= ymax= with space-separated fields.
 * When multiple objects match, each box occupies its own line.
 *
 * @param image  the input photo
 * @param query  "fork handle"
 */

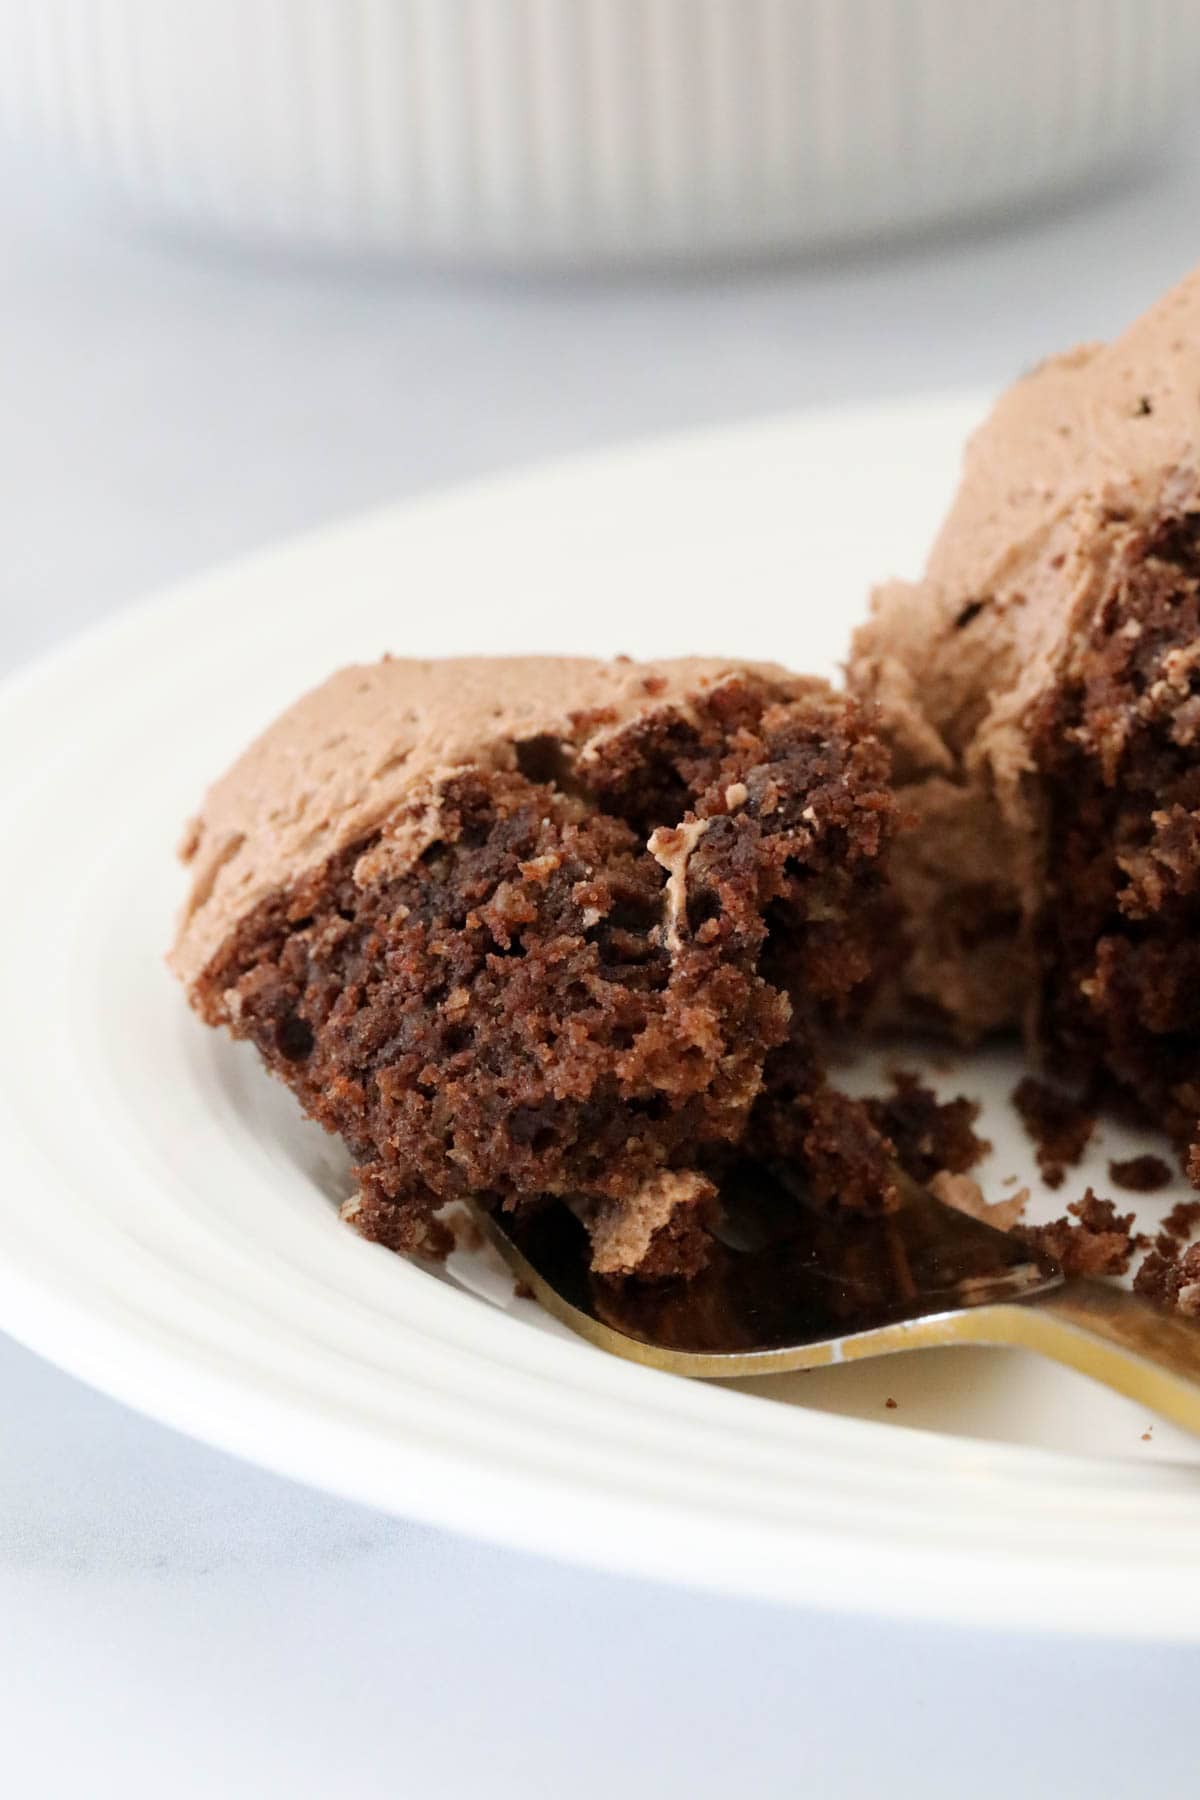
xmin=954 ymin=1281 xmax=1200 ymax=1435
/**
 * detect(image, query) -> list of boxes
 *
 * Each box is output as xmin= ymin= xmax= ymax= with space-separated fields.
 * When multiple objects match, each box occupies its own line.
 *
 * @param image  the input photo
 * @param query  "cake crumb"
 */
xmin=928 ymin=1170 xmax=1028 ymax=1232
xmin=885 ymin=1397 xmax=898 ymax=1409
xmin=1108 ymin=1153 xmax=1172 ymax=1193
xmin=445 ymin=1205 xmax=484 ymax=1254
xmin=1161 ymin=1198 xmax=1200 ymax=1241
xmin=584 ymin=1170 xmax=717 ymax=1279
xmin=1135 ymin=1247 xmax=1174 ymax=1306
xmin=1011 ymin=1076 xmax=1095 ymax=1188
xmin=1019 ymin=1189 xmax=1136 ymax=1276
xmin=866 ymin=1071 xmax=989 ymax=1184
xmin=1142 ymin=1427 xmax=1153 ymax=1442
xmin=1135 ymin=1240 xmax=1200 ymax=1314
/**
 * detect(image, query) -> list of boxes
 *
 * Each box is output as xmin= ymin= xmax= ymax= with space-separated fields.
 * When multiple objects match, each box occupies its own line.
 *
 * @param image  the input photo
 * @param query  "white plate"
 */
xmin=4 ymin=395 xmax=1200 ymax=1640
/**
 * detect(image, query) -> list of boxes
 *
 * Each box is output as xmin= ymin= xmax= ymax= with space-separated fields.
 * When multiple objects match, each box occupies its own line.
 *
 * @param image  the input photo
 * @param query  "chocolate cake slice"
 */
xmin=172 ymin=657 xmax=896 ymax=1277
xmin=851 ymin=266 xmax=1200 ymax=1180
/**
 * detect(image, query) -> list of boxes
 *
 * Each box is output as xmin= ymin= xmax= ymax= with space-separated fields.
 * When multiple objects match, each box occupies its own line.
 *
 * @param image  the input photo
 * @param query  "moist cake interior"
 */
xmin=1034 ymin=499 xmax=1200 ymax=1172
xmin=189 ymin=673 xmax=896 ymax=1277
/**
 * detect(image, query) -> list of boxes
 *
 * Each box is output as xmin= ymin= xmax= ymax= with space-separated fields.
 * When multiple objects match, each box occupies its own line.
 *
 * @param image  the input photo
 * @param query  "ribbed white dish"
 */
xmin=0 ymin=0 xmax=1197 ymax=265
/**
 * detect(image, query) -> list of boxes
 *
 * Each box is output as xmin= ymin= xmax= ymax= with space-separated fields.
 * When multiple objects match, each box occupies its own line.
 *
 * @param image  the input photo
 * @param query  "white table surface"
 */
xmin=4 ymin=136 xmax=1200 ymax=1797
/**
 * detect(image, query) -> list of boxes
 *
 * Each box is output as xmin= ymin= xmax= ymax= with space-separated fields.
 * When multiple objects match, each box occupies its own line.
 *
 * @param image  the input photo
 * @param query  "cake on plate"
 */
xmin=171 ymin=658 xmax=897 ymax=1276
xmin=852 ymin=266 xmax=1200 ymax=1182
xmin=173 ymin=267 xmax=1200 ymax=1301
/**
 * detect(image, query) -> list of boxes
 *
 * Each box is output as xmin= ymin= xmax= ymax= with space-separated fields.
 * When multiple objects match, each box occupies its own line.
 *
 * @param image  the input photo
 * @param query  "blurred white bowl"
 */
xmin=1 ymin=0 xmax=1197 ymax=267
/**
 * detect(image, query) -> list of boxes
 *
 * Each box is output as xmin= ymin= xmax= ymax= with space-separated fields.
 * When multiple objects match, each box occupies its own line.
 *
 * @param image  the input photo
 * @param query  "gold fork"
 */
xmin=474 ymin=1166 xmax=1200 ymax=1435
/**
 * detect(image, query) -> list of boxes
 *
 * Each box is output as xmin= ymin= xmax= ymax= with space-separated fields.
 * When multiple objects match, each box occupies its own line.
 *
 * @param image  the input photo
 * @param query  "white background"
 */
xmin=4 ymin=131 xmax=1200 ymax=1797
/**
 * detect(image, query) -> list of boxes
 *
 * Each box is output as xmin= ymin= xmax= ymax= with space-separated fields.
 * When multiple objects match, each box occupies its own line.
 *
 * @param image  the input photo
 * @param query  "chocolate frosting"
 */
xmin=170 ymin=654 xmax=795 ymax=992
